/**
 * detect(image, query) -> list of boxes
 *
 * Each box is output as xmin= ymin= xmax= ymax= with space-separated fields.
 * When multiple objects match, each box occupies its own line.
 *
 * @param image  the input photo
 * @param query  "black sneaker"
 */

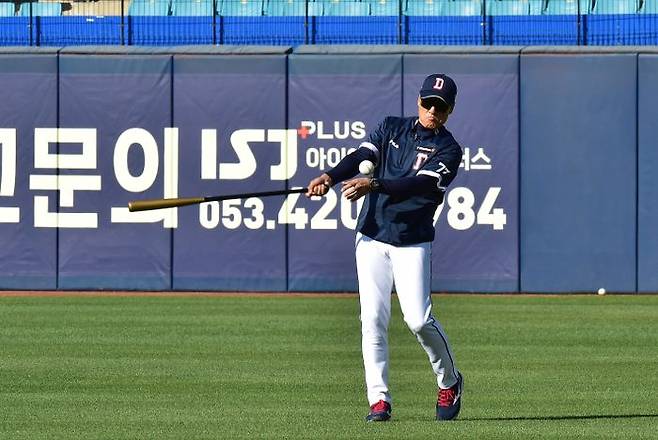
xmin=436 ymin=373 xmax=463 ymax=421
xmin=365 ymin=399 xmax=391 ymax=422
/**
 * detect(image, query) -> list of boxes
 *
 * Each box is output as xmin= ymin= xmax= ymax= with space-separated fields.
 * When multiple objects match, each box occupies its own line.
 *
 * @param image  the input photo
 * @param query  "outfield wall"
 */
xmin=0 ymin=46 xmax=655 ymax=293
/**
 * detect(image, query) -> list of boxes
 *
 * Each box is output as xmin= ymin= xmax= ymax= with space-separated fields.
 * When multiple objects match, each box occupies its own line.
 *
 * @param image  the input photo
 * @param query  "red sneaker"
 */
xmin=436 ymin=373 xmax=463 ymax=421
xmin=365 ymin=399 xmax=391 ymax=422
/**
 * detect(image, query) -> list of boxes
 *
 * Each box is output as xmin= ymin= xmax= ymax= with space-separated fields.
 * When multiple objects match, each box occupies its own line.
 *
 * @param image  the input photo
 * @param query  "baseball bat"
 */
xmin=128 ymin=187 xmax=308 ymax=212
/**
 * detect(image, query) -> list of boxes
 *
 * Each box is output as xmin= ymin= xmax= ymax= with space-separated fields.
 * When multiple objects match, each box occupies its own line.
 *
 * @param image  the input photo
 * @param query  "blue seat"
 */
xmin=172 ymin=0 xmax=214 ymax=15
xmin=544 ymin=0 xmax=590 ymax=14
xmin=0 ymin=3 xmax=15 ymax=16
xmin=315 ymin=0 xmax=393 ymax=42
xmin=127 ymin=0 xmax=175 ymax=44
xmin=487 ymin=1 xmax=545 ymax=45
xmin=529 ymin=0 xmax=545 ymax=14
xmin=265 ymin=0 xmax=307 ymax=15
xmin=588 ymin=0 xmax=642 ymax=44
xmin=169 ymin=0 xmax=214 ymax=44
xmin=592 ymin=0 xmax=637 ymax=14
xmin=307 ymin=1 xmax=323 ymax=15
xmin=323 ymin=0 xmax=369 ymax=16
xmin=637 ymin=0 xmax=658 ymax=43
xmin=261 ymin=0 xmax=309 ymax=45
xmin=219 ymin=1 xmax=271 ymax=45
xmin=129 ymin=0 xmax=171 ymax=15
xmin=219 ymin=0 xmax=263 ymax=15
xmin=368 ymin=0 xmax=399 ymax=16
xmin=405 ymin=0 xmax=443 ymax=15
xmin=19 ymin=2 xmax=62 ymax=16
xmin=442 ymin=0 xmax=482 ymax=16
xmin=640 ymin=0 xmax=658 ymax=13
xmin=486 ymin=0 xmax=529 ymax=15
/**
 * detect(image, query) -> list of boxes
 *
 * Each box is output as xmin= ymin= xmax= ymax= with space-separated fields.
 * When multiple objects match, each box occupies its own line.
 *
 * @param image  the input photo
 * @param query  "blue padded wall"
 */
xmin=172 ymin=55 xmax=288 ymax=291
xmin=520 ymin=53 xmax=637 ymax=293
xmin=638 ymin=54 xmax=658 ymax=292
xmin=404 ymin=54 xmax=520 ymax=292
xmin=287 ymin=54 xmax=403 ymax=291
xmin=58 ymin=53 xmax=173 ymax=290
xmin=0 ymin=53 xmax=58 ymax=289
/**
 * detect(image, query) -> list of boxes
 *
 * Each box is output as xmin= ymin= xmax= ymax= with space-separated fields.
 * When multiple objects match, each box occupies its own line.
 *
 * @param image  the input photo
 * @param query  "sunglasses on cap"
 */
xmin=420 ymin=97 xmax=449 ymax=112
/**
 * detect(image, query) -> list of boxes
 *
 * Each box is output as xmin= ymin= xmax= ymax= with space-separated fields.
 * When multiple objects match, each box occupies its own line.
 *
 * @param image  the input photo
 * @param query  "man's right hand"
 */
xmin=306 ymin=173 xmax=333 ymax=197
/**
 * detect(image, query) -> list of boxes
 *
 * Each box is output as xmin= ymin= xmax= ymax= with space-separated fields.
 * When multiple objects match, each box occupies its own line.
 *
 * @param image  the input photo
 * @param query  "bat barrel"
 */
xmin=128 ymin=197 xmax=205 ymax=212
xmin=128 ymin=188 xmax=308 ymax=212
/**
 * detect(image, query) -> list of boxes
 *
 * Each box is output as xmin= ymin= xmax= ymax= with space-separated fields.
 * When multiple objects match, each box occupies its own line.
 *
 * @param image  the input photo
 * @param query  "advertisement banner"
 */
xmin=287 ymin=55 xmax=403 ymax=291
xmin=172 ymin=55 xmax=288 ymax=291
xmin=57 ymin=54 xmax=173 ymax=289
xmin=0 ymin=54 xmax=58 ymax=289
xmin=404 ymin=55 xmax=519 ymax=292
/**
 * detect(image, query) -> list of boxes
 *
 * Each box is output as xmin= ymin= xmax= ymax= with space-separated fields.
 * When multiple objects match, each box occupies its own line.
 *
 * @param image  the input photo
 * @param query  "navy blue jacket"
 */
xmin=328 ymin=116 xmax=462 ymax=246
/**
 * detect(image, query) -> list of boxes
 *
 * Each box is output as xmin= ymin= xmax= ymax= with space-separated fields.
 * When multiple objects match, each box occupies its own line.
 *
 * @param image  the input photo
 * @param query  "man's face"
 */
xmin=417 ymin=96 xmax=452 ymax=130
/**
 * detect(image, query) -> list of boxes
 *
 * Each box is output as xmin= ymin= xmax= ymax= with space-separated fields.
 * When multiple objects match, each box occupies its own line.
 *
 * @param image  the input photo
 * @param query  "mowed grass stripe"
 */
xmin=1 ymin=295 xmax=656 ymax=439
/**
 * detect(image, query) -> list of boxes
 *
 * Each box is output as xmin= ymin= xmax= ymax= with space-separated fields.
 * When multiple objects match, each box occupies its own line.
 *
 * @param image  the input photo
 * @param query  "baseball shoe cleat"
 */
xmin=365 ymin=400 xmax=391 ymax=422
xmin=436 ymin=372 xmax=463 ymax=421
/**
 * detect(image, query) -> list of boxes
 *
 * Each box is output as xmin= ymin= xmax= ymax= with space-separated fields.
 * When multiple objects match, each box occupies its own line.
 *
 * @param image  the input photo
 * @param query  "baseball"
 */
xmin=597 ymin=288 xmax=606 ymax=295
xmin=359 ymin=160 xmax=375 ymax=176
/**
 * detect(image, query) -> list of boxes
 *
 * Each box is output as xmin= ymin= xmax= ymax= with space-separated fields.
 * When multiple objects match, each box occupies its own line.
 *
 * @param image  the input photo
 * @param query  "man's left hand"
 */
xmin=341 ymin=177 xmax=371 ymax=201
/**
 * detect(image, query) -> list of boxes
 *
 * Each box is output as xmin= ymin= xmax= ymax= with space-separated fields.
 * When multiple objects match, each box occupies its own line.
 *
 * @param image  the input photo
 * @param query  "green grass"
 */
xmin=0 ymin=294 xmax=657 ymax=439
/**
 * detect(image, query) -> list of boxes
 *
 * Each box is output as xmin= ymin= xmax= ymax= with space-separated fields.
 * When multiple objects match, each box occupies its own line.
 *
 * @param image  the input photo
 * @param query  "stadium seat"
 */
xmin=315 ymin=0 xmax=394 ymax=43
xmin=487 ymin=0 xmax=536 ymax=45
xmin=127 ymin=0 xmax=175 ymax=45
xmin=19 ymin=2 xmax=62 ymax=16
xmin=486 ymin=0 xmax=529 ymax=15
xmin=0 ymin=3 xmax=15 ymax=16
xmin=129 ymin=0 xmax=171 ymax=15
xmin=529 ymin=0 xmax=545 ymax=14
xmin=219 ymin=0 xmax=263 ymax=15
xmin=261 ymin=1 xmax=308 ymax=45
xmin=323 ymin=0 xmax=369 ymax=16
xmin=588 ymin=0 xmax=642 ymax=44
xmin=405 ymin=0 xmax=443 ymax=15
xmin=168 ymin=0 xmax=214 ymax=45
xmin=265 ymin=0 xmax=306 ymax=15
xmin=544 ymin=0 xmax=590 ymax=14
xmin=407 ymin=0 xmax=482 ymax=44
xmin=219 ymin=1 xmax=271 ymax=46
xmin=0 ymin=2 xmax=27 ymax=45
xmin=591 ymin=0 xmax=637 ymax=14
xmin=443 ymin=0 xmax=482 ymax=16
xmin=640 ymin=0 xmax=658 ymax=13
xmin=172 ymin=0 xmax=214 ymax=15
xmin=368 ymin=0 xmax=399 ymax=16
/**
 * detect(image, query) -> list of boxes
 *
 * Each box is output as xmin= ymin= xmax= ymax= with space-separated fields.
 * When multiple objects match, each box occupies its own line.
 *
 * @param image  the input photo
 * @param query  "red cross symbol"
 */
xmin=297 ymin=125 xmax=310 ymax=139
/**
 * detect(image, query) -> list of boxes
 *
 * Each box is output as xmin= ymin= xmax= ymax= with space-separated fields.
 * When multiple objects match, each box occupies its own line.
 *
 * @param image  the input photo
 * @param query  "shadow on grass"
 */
xmin=463 ymin=414 xmax=658 ymax=422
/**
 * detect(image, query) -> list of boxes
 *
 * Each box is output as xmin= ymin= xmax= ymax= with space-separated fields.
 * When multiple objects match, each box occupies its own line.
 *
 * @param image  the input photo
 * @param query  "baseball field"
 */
xmin=1 ymin=293 xmax=656 ymax=439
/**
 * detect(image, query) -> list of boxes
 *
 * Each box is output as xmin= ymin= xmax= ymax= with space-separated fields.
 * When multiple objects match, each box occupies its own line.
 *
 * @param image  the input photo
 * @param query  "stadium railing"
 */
xmin=1 ymin=0 xmax=657 ymax=46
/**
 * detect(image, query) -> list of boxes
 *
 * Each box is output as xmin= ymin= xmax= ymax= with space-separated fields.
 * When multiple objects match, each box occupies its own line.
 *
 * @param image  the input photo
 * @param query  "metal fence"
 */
xmin=1 ymin=0 xmax=658 ymax=46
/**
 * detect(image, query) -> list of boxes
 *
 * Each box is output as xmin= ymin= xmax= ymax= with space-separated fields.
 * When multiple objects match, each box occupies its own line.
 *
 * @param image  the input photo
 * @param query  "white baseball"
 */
xmin=597 ymin=288 xmax=606 ymax=295
xmin=359 ymin=160 xmax=375 ymax=176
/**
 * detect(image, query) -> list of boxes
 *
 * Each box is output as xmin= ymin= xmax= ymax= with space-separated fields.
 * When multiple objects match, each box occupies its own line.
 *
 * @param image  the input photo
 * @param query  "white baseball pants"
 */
xmin=355 ymin=233 xmax=459 ymax=406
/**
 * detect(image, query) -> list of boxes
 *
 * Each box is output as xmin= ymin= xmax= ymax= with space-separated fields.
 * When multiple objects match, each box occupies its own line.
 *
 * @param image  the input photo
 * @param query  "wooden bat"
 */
xmin=128 ymin=187 xmax=308 ymax=212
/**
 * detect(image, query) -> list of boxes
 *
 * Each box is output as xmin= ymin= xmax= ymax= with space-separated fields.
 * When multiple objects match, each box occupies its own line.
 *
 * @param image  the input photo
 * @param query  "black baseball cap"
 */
xmin=419 ymin=74 xmax=457 ymax=108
